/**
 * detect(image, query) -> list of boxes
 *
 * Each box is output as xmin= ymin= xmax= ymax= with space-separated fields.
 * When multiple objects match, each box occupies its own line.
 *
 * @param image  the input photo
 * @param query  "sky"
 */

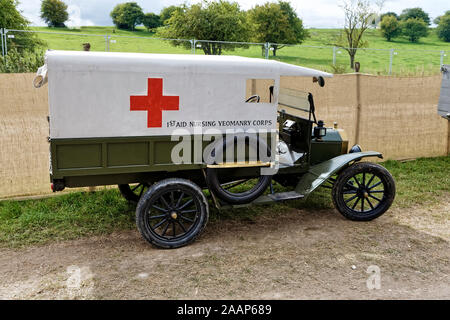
xmin=16 ymin=0 xmax=449 ymax=28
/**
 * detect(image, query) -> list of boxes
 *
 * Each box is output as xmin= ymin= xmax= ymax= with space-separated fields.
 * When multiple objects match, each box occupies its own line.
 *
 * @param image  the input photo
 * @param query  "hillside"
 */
xmin=26 ymin=26 xmax=450 ymax=75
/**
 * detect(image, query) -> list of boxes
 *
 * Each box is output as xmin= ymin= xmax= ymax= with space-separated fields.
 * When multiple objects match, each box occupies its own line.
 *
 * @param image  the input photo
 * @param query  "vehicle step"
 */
xmin=253 ymin=191 xmax=305 ymax=204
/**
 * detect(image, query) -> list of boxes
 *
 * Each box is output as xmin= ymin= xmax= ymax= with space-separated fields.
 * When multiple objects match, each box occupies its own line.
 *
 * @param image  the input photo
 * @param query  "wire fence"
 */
xmin=1 ymin=28 xmax=449 ymax=75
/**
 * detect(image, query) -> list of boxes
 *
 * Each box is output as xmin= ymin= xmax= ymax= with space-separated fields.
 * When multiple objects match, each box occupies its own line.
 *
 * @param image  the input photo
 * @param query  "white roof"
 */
xmin=46 ymin=50 xmax=333 ymax=79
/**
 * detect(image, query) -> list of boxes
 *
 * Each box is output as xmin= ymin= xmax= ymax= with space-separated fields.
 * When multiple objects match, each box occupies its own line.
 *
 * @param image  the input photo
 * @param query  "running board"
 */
xmin=253 ymin=191 xmax=305 ymax=204
xmin=217 ymin=191 xmax=305 ymax=210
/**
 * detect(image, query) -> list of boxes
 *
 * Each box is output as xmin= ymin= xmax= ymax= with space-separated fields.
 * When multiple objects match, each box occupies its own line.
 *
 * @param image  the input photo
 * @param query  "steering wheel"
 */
xmin=246 ymin=95 xmax=260 ymax=103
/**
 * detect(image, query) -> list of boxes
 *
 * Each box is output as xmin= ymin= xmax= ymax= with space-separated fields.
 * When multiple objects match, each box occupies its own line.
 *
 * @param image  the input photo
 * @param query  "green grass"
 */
xmin=22 ymin=26 xmax=450 ymax=75
xmin=0 ymin=156 xmax=448 ymax=247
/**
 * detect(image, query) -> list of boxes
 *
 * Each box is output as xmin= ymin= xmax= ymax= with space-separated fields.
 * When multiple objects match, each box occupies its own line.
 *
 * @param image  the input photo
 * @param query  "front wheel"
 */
xmin=332 ymin=162 xmax=395 ymax=221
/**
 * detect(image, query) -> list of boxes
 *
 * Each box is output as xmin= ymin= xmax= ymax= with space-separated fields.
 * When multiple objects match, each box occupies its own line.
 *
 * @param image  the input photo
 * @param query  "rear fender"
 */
xmin=295 ymin=151 xmax=383 ymax=197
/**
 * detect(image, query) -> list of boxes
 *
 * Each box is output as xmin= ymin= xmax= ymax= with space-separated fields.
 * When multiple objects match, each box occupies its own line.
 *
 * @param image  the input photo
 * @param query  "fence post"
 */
xmin=105 ymin=34 xmax=108 ymax=52
xmin=191 ymin=39 xmax=195 ymax=54
xmin=264 ymin=42 xmax=270 ymax=59
xmin=1 ymin=28 xmax=4 ymax=58
xmin=333 ymin=46 xmax=336 ymax=65
xmin=389 ymin=49 xmax=394 ymax=75
xmin=441 ymin=50 xmax=445 ymax=67
xmin=354 ymin=73 xmax=362 ymax=145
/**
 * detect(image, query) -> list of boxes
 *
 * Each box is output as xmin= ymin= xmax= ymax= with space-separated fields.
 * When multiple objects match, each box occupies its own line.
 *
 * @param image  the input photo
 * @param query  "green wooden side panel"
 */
xmin=56 ymin=144 xmax=102 ymax=169
xmin=107 ymin=142 xmax=149 ymax=167
xmin=153 ymin=141 xmax=178 ymax=165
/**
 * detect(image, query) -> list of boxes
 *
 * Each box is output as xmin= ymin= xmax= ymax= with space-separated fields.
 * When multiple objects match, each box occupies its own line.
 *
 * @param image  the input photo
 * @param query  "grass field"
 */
xmin=0 ymin=156 xmax=448 ymax=247
xmin=19 ymin=26 xmax=450 ymax=75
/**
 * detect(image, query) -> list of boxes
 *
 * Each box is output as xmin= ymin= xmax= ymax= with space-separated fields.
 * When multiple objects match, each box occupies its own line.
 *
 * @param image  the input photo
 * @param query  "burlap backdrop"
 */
xmin=1 ymin=73 xmax=448 ymax=198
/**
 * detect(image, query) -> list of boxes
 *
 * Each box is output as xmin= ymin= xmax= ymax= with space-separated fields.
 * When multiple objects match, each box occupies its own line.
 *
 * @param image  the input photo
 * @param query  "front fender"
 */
xmin=295 ymin=151 xmax=383 ymax=197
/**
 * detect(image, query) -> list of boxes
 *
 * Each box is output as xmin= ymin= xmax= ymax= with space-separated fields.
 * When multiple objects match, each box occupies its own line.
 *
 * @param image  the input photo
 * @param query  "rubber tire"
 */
xmin=206 ymin=168 xmax=272 ymax=205
xmin=332 ymin=162 xmax=396 ymax=221
xmin=136 ymin=178 xmax=209 ymax=249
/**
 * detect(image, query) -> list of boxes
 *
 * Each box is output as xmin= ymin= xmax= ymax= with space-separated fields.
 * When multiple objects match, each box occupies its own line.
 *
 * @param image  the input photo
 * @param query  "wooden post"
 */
xmin=251 ymin=79 xmax=257 ymax=96
xmin=447 ymin=120 xmax=450 ymax=156
xmin=354 ymin=73 xmax=362 ymax=145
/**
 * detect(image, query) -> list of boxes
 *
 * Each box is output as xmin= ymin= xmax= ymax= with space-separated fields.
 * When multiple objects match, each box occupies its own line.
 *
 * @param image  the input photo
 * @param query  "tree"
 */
xmin=380 ymin=12 xmax=398 ymax=21
xmin=433 ymin=11 xmax=450 ymax=25
xmin=110 ymin=2 xmax=144 ymax=30
xmin=0 ymin=0 xmax=43 ymax=51
xmin=160 ymin=5 xmax=180 ymax=25
xmin=399 ymin=7 xmax=430 ymax=26
xmin=400 ymin=18 xmax=428 ymax=42
xmin=0 ymin=0 xmax=44 ymax=72
xmin=142 ymin=13 xmax=161 ymax=31
xmin=437 ymin=14 xmax=450 ymax=42
xmin=333 ymin=0 xmax=380 ymax=69
xmin=157 ymin=1 xmax=249 ymax=55
xmin=380 ymin=15 xmax=400 ymax=41
xmin=40 ymin=0 xmax=69 ymax=27
xmin=248 ymin=1 xmax=308 ymax=57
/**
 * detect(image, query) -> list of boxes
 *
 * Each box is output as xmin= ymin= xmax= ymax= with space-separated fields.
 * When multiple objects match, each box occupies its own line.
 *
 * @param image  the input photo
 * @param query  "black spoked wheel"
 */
xmin=332 ymin=162 xmax=395 ymax=221
xmin=136 ymin=178 xmax=209 ymax=249
xmin=206 ymin=168 xmax=272 ymax=205
xmin=118 ymin=183 xmax=150 ymax=203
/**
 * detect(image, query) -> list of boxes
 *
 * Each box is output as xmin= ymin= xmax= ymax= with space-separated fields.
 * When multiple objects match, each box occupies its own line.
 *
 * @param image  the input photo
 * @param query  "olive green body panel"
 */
xmin=50 ymin=134 xmax=275 ymax=188
xmin=50 ymin=129 xmax=348 ymax=189
xmin=309 ymin=130 xmax=345 ymax=166
xmin=50 ymin=136 xmax=202 ymax=180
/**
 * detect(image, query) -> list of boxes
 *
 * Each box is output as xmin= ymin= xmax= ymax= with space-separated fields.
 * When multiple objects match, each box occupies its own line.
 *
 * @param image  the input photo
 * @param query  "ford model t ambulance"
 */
xmin=35 ymin=50 xmax=395 ymax=249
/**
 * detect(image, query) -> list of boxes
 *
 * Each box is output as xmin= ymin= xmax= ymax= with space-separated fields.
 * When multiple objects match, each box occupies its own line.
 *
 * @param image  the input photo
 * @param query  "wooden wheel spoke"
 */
xmin=152 ymin=205 xmax=168 ymax=213
xmin=366 ymin=198 xmax=375 ymax=210
xmin=344 ymin=183 xmax=358 ymax=191
xmin=180 ymin=215 xmax=194 ymax=223
xmin=369 ymin=181 xmax=382 ymax=190
xmin=369 ymin=194 xmax=382 ymax=202
xmin=345 ymin=195 xmax=358 ymax=203
xmin=138 ymin=185 xmax=146 ymax=198
xmin=366 ymin=174 xmax=376 ymax=188
xmin=352 ymin=176 xmax=361 ymax=187
xmin=351 ymin=197 xmax=360 ymax=210
xmin=175 ymin=192 xmax=184 ymax=208
xmin=132 ymin=184 xmax=142 ymax=192
xmin=148 ymin=214 xmax=166 ymax=220
xmin=153 ymin=218 xmax=168 ymax=230
xmin=161 ymin=221 xmax=170 ymax=236
xmin=176 ymin=220 xmax=187 ymax=233
xmin=181 ymin=209 xmax=197 ymax=214
xmin=178 ymin=198 xmax=193 ymax=210
xmin=160 ymin=195 xmax=171 ymax=209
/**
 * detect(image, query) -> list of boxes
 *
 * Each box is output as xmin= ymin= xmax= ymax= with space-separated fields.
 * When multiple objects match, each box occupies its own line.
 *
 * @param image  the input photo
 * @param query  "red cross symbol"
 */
xmin=130 ymin=78 xmax=179 ymax=128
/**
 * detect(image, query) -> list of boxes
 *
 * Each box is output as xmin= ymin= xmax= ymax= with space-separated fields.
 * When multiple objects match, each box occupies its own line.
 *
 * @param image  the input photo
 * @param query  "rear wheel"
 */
xmin=118 ymin=183 xmax=150 ymax=203
xmin=332 ymin=162 xmax=395 ymax=221
xmin=136 ymin=178 xmax=209 ymax=249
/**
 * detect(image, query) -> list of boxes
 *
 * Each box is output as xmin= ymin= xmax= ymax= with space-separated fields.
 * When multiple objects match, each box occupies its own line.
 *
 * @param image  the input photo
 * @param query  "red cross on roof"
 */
xmin=130 ymin=78 xmax=179 ymax=128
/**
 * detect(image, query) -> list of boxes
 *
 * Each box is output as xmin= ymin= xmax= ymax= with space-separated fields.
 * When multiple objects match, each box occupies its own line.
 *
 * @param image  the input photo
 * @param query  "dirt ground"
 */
xmin=0 ymin=202 xmax=448 ymax=300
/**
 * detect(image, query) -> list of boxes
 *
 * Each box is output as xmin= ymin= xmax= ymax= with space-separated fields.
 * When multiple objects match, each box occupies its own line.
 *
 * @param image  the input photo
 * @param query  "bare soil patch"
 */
xmin=0 ymin=203 xmax=448 ymax=299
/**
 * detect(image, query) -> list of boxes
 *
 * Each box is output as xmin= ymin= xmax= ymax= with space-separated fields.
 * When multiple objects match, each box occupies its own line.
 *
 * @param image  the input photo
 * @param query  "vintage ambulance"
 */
xmin=35 ymin=50 xmax=395 ymax=249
